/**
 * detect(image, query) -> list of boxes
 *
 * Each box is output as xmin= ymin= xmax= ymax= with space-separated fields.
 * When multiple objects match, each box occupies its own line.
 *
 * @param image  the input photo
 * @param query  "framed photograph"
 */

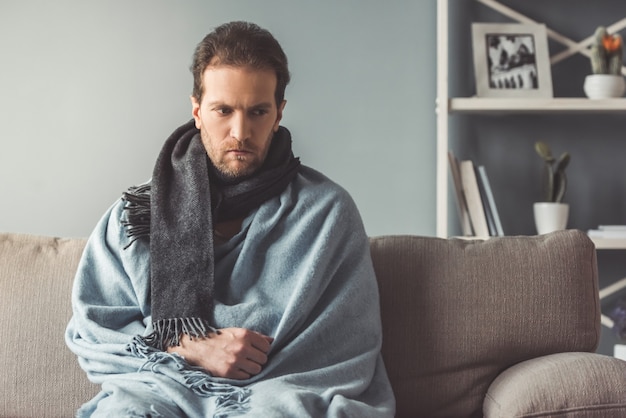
xmin=471 ymin=23 xmax=553 ymax=98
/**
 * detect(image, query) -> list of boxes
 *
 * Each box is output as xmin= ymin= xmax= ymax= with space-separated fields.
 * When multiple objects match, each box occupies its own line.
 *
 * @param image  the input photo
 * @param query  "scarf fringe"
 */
xmin=138 ymin=317 xmax=219 ymax=351
xmin=126 ymin=335 xmax=251 ymax=417
xmin=121 ymin=184 xmax=152 ymax=249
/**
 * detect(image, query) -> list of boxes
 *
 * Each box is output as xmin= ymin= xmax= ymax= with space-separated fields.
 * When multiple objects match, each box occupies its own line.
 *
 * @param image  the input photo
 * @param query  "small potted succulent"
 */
xmin=533 ymin=141 xmax=570 ymax=234
xmin=584 ymin=26 xmax=625 ymax=98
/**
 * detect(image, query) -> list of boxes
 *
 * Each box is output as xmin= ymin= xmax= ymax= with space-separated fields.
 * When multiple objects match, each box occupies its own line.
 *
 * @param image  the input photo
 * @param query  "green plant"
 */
xmin=534 ymin=141 xmax=570 ymax=203
xmin=590 ymin=26 xmax=623 ymax=75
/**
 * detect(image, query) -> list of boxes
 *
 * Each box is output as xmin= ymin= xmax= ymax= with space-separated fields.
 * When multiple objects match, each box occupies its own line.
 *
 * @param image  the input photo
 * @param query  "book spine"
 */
xmin=475 ymin=165 xmax=497 ymax=236
xmin=448 ymin=152 xmax=473 ymax=236
xmin=459 ymin=160 xmax=490 ymax=238
xmin=476 ymin=165 xmax=504 ymax=236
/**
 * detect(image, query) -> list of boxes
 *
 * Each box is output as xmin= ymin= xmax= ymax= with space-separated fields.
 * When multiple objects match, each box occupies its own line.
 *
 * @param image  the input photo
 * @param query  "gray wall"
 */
xmin=0 ymin=1 xmax=436 ymax=238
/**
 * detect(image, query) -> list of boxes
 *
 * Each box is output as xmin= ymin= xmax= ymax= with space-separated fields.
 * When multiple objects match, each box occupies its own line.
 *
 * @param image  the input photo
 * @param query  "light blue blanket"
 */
xmin=66 ymin=166 xmax=395 ymax=417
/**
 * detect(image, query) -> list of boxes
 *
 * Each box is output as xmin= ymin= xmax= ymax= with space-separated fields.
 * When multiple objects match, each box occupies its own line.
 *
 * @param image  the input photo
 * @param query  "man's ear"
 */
xmin=274 ymin=100 xmax=286 ymax=132
xmin=191 ymin=96 xmax=202 ymax=129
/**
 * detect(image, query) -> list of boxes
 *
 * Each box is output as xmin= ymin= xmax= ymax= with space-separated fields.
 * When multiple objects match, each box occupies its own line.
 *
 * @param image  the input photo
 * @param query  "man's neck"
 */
xmin=214 ymin=218 xmax=244 ymax=240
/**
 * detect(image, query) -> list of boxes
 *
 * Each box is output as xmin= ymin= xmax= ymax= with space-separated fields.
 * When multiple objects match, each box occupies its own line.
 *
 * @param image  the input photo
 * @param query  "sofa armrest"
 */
xmin=484 ymin=352 xmax=626 ymax=417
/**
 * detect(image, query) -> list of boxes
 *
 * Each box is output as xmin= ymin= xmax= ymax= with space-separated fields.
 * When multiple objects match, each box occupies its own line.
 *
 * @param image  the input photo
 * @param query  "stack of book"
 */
xmin=448 ymin=152 xmax=504 ymax=238
xmin=588 ymin=225 xmax=626 ymax=239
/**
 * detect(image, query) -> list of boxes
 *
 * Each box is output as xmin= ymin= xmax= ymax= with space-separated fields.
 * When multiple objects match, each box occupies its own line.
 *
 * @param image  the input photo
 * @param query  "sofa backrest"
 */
xmin=0 ymin=230 xmax=600 ymax=418
xmin=370 ymin=230 xmax=600 ymax=417
xmin=0 ymin=233 xmax=96 ymax=418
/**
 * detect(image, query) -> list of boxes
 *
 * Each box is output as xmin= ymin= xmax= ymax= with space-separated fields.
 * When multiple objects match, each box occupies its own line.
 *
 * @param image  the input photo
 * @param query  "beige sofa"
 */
xmin=2 ymin=230 xmax=626 ymax=417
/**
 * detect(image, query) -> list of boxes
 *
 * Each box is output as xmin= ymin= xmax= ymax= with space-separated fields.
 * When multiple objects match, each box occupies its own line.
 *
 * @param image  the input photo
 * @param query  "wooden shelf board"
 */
xmin=447 ymin=97 xmax=626 ymax=114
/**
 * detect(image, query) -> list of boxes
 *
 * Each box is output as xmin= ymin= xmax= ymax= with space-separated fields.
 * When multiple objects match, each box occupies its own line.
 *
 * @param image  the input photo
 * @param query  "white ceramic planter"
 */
xmin=584 ymin=74 xmax=626 ymax=99
xmin=533 ymin=202 xmax=569 ymax=235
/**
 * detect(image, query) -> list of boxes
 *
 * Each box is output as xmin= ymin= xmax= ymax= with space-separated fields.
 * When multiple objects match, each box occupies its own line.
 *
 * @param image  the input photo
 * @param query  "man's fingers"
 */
xmin=248 ymin=330 xmax=273 ymax=352
xmin=242 ymin=345 xmax=269 ymax=366
xmin=227 ymin=328 xmax=272 ymax=352
xmin=238 ymin=358 xmax=263 ymax=376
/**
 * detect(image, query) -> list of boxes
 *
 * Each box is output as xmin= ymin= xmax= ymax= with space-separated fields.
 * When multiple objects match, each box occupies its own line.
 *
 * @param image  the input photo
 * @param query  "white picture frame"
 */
xmin=472 ymin=23 xmax=553 ymax=98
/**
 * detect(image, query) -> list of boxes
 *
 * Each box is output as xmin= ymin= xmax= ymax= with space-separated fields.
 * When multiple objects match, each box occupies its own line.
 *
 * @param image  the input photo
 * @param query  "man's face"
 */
xmin=191 ymin=65 xmax=285 ymax=179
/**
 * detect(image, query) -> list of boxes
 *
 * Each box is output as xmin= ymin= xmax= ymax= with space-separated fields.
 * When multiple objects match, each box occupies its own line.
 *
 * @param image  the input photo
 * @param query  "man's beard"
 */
xmin=216 ymin=153 xmax=260 ymax=180
xmin=201 ymin=130 xmax=271 ymax=181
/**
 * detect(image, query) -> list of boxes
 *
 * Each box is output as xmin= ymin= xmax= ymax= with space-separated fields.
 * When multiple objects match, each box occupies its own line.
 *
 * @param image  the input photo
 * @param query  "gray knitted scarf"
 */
xmin=122 ymin=119 xmax=300 ymax=351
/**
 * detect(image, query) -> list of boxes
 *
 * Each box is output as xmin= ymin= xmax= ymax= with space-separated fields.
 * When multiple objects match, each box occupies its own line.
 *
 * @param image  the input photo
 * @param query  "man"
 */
xmin=66 ymin=21 xmax=395 ymax=417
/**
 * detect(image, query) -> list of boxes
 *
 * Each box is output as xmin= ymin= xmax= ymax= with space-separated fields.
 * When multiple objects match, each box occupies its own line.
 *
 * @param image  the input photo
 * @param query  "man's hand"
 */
xmin=166 ymin=327 xmax=273 ymax=380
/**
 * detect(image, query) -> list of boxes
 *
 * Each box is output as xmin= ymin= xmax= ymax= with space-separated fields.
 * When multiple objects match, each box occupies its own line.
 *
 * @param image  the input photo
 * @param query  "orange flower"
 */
xmin=602 ymin=34 xmax=622 ymax=53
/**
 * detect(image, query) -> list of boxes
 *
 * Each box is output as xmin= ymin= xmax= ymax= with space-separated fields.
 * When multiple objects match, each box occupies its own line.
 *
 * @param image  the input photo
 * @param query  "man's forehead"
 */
xmin=201 ymin=65 xmax=278 ymax=105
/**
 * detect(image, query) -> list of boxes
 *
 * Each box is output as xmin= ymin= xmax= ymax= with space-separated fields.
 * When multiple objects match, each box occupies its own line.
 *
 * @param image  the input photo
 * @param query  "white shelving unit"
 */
xmin=436 ymin=0 xmax=626 ymax=238
xmin=437 ymin=0 xmax=626 ymax=332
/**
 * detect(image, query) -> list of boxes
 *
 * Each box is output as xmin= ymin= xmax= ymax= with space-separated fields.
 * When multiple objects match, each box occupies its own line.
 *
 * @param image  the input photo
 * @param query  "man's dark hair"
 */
xmin=191 ymin=21 xmax=290 ymax=106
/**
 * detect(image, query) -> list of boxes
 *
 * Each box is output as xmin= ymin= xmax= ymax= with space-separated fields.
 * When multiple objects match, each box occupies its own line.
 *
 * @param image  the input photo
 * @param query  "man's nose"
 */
xmin=230 ymin=112 xmax=251 ymax=143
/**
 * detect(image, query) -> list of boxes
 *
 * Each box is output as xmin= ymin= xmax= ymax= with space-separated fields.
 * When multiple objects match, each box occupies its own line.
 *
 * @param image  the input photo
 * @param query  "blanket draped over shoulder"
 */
xmin=65 ymin=123 xmax=395 ymax=417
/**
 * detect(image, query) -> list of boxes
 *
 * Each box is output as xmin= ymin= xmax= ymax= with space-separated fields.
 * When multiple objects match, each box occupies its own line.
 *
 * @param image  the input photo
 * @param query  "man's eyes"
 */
xmin=214 ymin=107 xmax=269 ymax=117
xmin=250 ymin=108 xmax=269 ymax=116
xmin=216 ymin=107 xmax=233 ymax=115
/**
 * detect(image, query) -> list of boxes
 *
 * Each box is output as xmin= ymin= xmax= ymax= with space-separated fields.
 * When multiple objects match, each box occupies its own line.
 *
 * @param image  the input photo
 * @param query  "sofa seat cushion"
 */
xmin=370 ymin=230 xmax=600 ymax=418
xmin=484 ymin=352 xmax=626 ymax=417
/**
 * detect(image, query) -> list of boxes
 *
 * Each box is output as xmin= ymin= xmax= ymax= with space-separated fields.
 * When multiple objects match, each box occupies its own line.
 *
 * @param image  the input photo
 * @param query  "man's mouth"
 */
xmin=227 ymin=149 xmax=255 ymax=161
